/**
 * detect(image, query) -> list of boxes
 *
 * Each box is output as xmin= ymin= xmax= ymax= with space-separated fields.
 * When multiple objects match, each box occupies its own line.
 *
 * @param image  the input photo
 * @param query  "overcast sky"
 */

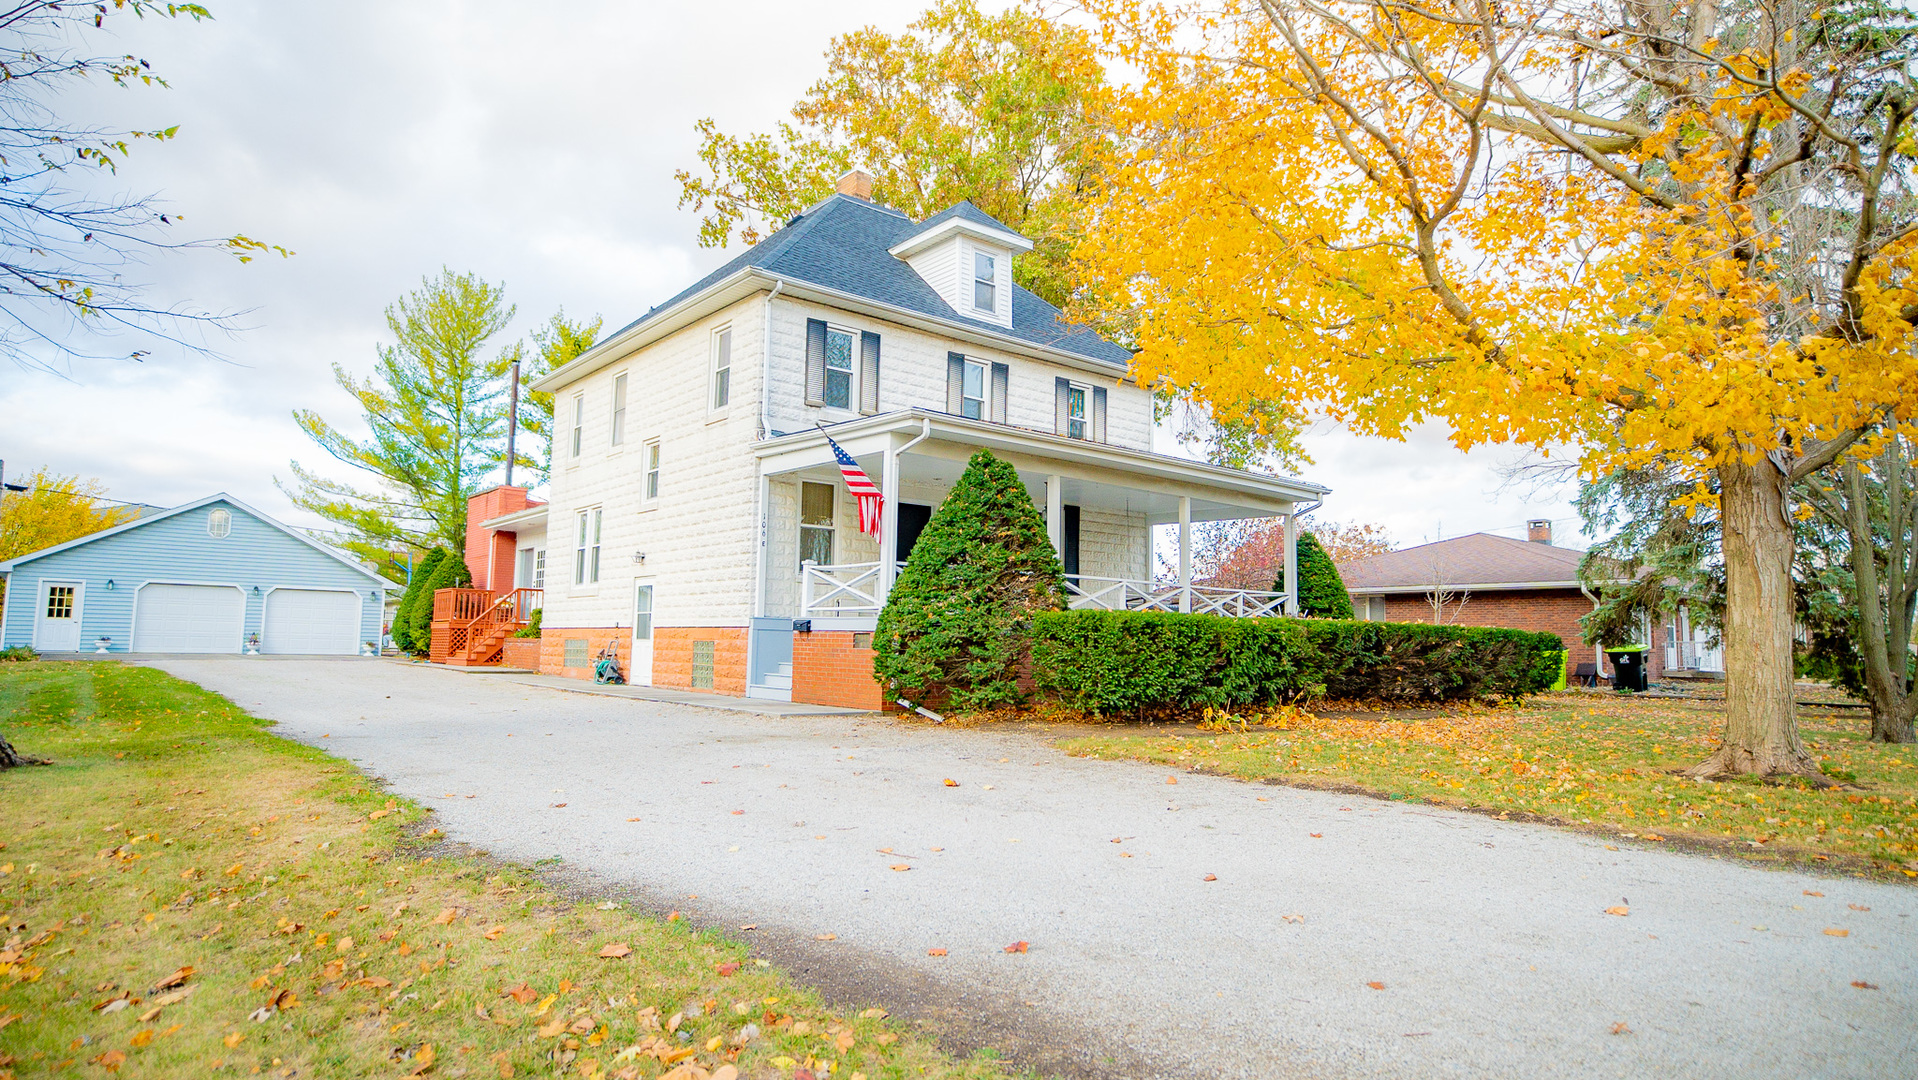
xmin=5 ymin=0 xmax=1585 ymax=552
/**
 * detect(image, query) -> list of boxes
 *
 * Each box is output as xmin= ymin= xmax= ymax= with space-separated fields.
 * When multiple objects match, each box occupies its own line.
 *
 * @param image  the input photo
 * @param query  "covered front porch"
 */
xmin=746 ymin=409 xmax=1327 ymax=704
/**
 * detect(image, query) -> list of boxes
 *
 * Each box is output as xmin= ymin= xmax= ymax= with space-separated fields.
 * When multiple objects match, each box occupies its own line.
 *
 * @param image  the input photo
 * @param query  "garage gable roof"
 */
xmin=0 ymin=493 xmax=387 ymax=584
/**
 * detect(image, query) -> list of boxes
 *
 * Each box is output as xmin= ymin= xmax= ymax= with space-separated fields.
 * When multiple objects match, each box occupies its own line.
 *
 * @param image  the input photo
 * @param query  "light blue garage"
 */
xmin=0 ymin=494 xmax=386 ymax=655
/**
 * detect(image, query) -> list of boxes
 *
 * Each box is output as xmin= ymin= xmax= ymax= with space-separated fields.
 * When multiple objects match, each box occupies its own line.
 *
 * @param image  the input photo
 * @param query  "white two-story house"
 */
xmin=456 ymin=172 xmax=1328 ymax=708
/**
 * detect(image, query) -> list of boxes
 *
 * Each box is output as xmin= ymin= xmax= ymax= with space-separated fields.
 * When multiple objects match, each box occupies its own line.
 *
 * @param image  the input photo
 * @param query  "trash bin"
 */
xmin=1606 ymin=645 xmax=1649 ymax=692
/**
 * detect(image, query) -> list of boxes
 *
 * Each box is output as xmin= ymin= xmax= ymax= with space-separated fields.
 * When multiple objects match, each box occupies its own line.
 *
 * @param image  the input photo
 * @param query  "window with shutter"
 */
xmin=804 ymin=319 xmax=828 ymax=406
xmin=1091 ymin=386 xmax=1108 ymax=442
xmin=823 ymin=328 xmax=854 ymax=409
xmin=960 ymin=360 xmax=987 ymax=419
xmin=990 ymin=363 xmax=1009 ymax=423
xmin=1055 ymin=377 xmax=1070 ymax=435
xmin=947 ymin=353 xmax=967 ymax=414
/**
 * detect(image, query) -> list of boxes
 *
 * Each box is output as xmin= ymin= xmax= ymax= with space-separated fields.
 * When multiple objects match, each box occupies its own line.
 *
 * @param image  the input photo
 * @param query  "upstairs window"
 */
xmin=643 ymin=439 xmax=661 ymax=505
xmin=569 ymin=394 xmax=585 ymax=458
xmin=961 ymin=360 xmax=986 ymax=420
xmin=207 ymin=508 xmax=232 ymax=538
xmin=824 ymin=328 xmax=854 ymax=409
xmin=610 ymin=373 xmax=627 ymax=446
xmin=973 ymin=252 xmax=996 ymax=312
xmin=1066 ymin=384 xmax=1088 ymax=440
xmin=711 ymin=327 xmax=732 ymax=411
xmin=799 ymin=481 xmax=835 ymax=569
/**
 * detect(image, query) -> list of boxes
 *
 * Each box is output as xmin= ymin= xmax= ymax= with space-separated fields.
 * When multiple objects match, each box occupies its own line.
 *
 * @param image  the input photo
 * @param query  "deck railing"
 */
xmin=797 ymin=562 xmax=1289 ymax=620
xmin=1665 ymin=640 xmax=1725 ymax=673
xmin=430 ymin=587 xmax=542 ymax=664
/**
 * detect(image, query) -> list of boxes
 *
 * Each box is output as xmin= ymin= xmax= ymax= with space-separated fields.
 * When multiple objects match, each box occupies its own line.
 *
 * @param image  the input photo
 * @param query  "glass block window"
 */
xmin=564 ymin=638 xmax=588 ymax=668
xmin=691 ymin=640 xmax=715 ymax=690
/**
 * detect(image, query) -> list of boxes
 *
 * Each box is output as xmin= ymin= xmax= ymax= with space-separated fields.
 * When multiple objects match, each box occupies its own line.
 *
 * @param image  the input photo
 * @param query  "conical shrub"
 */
xmin=401 ymin=548 xmax=470 ymax=656
xmin=1275 ymin=531 xmax=1354 ymax=619
xmin=874 ymin=449 xmax=1067 ymax=710
xmin=391 ymin=548 xmax=446 ymax=654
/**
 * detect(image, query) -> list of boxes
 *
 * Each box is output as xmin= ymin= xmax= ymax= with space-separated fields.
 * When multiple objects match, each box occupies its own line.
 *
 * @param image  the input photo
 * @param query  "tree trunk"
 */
xmin=1688 ymin=461 xmax=1826 ymax=780
xmin=1 ymin=731 xmax=22 ymax=769
xmin=1843 ymin=457 xmax=1918 ymax=744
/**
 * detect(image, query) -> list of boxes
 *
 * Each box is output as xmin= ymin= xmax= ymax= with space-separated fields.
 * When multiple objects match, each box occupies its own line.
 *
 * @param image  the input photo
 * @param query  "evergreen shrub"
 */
xmin=874 ymin=449 xmax=1067 ymax=710
xmin=1275 ymin=532 xmax=1355 ymax=618
xmin=514 ymin=607 xmax=543 ymax=639
xmin=400 ymin=548 xmax=470 ymax=656
xmin=1030 ymin=610 xmax=1563 ymax=714
xmin=390 ymin=548 xmax=446 ymax=655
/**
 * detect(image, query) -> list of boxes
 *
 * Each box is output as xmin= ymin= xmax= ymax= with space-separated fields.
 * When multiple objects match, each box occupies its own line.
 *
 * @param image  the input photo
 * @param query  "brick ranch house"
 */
xmin=1338 ymin=521 xmax=1724 ymax=684
xmin=439 ymin=172 xmax=1329 ymax=708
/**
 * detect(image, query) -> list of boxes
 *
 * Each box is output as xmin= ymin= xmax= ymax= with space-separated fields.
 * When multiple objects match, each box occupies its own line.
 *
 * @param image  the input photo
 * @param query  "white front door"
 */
xmin=630 ymin=581 xmax=655 ymax=686
xmin=33 ymin=580 xmax=83 ymax=652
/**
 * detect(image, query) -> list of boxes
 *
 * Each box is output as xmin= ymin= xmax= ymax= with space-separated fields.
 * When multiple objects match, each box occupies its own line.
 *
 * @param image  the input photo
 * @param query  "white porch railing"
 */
xmin=799 ymin=561 xmax=1290 ymax=619
xmin=800 ymin=561 xmax=886 ymax=616
xmin=1666 ymin=640 xmax=1725 ymax=673
xmin=1064 ymin=576 xmax=1290 ymax=618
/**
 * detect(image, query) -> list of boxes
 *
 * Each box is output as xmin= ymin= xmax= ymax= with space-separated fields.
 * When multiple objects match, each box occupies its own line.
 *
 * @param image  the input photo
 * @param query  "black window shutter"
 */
xmin=947 ymin=353 xmax=966 ymax=414
xmin=990 ymin=362 xmax=1009 ymax=423
xmin=1054 ymin=376 xmax=1070 ymax=435
xmin=804 ymin=319 xmax=828 ymax=407
xmin=1092 ymin=386 xmax=1108 ymax=442
xmin=860 ymin=331 xmax=881 ymax=414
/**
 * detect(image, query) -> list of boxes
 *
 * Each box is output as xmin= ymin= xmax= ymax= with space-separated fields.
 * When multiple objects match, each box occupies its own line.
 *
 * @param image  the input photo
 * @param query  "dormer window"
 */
xmin=973 ymin=252 xmax=996 ymax=312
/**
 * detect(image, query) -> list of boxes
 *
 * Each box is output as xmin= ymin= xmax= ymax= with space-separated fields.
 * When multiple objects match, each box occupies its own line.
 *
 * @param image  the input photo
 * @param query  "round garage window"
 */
xmin=207 ymin=508 xmax=231 ymax=538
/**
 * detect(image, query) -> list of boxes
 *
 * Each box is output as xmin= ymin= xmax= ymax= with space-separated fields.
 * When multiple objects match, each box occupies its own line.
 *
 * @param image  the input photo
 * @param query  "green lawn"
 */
xmin=0 ymin=662 xmax=1020 ymax=1080
xmin=1059 ymin=691 xmax=1918 ymax=878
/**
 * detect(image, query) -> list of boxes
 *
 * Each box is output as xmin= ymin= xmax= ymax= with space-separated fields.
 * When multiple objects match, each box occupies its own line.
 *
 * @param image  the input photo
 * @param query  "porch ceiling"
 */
xmin=756 ymin=409 xmax=1326 ymax=523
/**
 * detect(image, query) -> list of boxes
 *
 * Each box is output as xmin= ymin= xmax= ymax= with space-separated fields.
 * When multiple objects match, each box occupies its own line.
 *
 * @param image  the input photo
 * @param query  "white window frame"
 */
xmin=533 ymin=549 xmax=546 ymax=589
xmin=710 ymin=326 xmax=732 ymax=415
xmin=1065 ymin=382 xmax=1089 ymax=440
xmin=574 ymin=508 xmax=602 ymax=587
xmin=798 ymin=480 xmax=836 ymax=573
xmin=973 ymin=251 xmax=996 ymax=312
xmin=610 ymin=372 xmax=627 ymax=447
xmin=642 ymin=439 xmax=661 ymax=508
xmin=206 ymin=508 xmax=232 ymax=539
xmin=569 ymin=393 xmax=585 ymax=460
xmin=822 ymin=325 xmax=857 ymax=412
xmin=960 ymin=359 xmax=987 ymax=420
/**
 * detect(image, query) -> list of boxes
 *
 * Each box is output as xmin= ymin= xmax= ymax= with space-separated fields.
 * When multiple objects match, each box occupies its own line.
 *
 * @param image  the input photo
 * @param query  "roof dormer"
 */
xmin=889 ymin=201 xmax=1032 ymax=329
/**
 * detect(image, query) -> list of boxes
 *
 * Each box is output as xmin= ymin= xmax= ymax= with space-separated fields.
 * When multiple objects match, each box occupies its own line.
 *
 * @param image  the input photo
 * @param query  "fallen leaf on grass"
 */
xmin=1852 ymin=980 xmax=1878 ymax=990
xmin=432 ymin=907 xmax=457 ymax=925
xmin=1824 ymin=928 xmax=1850 ymax=937
xmin=223 ymin=1031 xmax=245 ymax=1048
xmin=91 ymin=1049 xmax=127 ymax=1071
xmin=537 ymin=1017 xmax=568 ymax=1038
xmin=1366 ymin=981 xmax=1385 ymax=991
xmin=483 ymin=926 xmax=505 ymax=940
xmin=716 ymin=962 xmax=739 ymax=976
xmin=1004 ymin=941 xmax=1029 ymax=953
xmin=409 ymin=1043 xmax=435 ymax=1076
xmin=129 ymin=1029 xmax=153 ymax=1048
xmin=927 ymin=948 xmax=947 ymax=957
xmin=152 ymin=966 xmax=193 ymax=990
xmin=505 ymin=983 xmax=537 ymax=1005
xmin=1605 ymin=906 xmax=1630 ymax=917
xmin=599 ymin=943 xmax=633 ymax=959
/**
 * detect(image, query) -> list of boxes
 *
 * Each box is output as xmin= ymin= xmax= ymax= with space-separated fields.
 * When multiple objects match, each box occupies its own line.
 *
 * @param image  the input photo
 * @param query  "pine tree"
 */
xmin=874 ymin=449 xmax=1067 ymax=710
xmin=1275 ymin=532 xmax=1355 ymax=619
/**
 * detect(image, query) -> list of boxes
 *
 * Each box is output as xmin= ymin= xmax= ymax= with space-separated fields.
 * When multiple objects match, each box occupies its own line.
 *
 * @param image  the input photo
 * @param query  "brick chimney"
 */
xmin=465 ymin=485 xmax=539 ymax=595
xmin=1527 ymin=519 xmax=1553 ymax=545
xmin=835 ymin=169 xmax=873 ymax=201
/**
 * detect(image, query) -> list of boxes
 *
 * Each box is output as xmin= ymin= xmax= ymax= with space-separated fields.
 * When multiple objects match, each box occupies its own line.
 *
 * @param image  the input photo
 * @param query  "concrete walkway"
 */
xmin=398 ymin=658 xmax=871 ymax=716
xmin=147 ymin=656 xmax=1916 ymax=1080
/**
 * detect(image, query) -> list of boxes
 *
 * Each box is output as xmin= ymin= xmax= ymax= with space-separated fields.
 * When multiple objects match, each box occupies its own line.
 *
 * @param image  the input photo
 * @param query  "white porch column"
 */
xmin=878 ymin=440 xmax=901 ymax=603
xmin=1178 ymin=495 xmax=1192 ymax=613
xmin=1046 ymin=474 xmax=1064 ymax=560
xmin=1282 ymin=510 xmax=1300 ymax=616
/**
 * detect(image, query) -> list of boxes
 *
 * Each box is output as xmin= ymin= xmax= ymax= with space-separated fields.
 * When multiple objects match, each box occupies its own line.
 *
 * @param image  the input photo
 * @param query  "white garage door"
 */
xmin=262 ymin=589 xmax=361 ymax=655
xmin=132 ymin=584 xmax=245 ymax=653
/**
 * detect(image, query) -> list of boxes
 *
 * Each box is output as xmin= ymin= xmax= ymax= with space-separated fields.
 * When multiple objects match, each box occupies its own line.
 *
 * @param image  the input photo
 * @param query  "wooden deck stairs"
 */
xmin=430 ymin=588 xmax=541 ymax=667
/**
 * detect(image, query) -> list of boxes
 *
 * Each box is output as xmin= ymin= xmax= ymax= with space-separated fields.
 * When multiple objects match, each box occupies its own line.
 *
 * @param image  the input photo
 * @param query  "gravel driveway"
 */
xmin=148 ymin=657 xmax=1916 ymax=1080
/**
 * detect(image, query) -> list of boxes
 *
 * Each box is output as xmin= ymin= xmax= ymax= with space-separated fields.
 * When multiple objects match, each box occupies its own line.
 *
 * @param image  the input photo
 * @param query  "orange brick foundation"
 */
xmin=501 ymin=636 xmax=541 ymax=670
xmin=651 ymin=627 xmax=749 ymax=697
xmin=792 ymin=630 xmax=895 ymax=711
xmin=538 ymin=627 xmax=629 ymax=682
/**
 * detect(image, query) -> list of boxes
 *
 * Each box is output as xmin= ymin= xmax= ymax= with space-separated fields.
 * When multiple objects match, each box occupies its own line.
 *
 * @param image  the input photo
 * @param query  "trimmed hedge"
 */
xmin=1030 ymin=610 xmax=1565 ymax=714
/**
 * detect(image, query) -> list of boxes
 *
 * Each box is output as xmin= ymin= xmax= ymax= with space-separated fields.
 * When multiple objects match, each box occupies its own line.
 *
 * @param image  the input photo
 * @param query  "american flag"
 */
xmin=824 ymin=430 xmax=884 ymax=536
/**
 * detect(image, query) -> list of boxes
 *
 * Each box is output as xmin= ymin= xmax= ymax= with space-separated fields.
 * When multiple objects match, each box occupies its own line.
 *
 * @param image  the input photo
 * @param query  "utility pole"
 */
xmin=504 ymin=359 xmax=521 ymax=488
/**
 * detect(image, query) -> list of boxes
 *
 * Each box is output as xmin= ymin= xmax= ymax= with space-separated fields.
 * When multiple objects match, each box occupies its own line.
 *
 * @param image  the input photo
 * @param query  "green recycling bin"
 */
xmin=1606 ymin=644 xmax=1649 ymax=692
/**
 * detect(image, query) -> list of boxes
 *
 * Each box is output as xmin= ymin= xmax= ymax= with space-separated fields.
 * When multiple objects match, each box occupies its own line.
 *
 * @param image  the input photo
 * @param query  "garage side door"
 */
xmin=263 ymin=589 xmax=360 ymax=655
xmin=132 ymin=584 xmax=244 ymax=653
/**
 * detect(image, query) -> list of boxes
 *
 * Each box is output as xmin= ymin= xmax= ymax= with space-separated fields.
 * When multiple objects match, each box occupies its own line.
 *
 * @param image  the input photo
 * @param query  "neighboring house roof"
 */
xmin=0 ymin=492 xmax=388 ymax=584
xmin=599 ymin=194 xmax=1132 ymax=369
xmin=1340 ymin=533 xmax=1588 ymax=594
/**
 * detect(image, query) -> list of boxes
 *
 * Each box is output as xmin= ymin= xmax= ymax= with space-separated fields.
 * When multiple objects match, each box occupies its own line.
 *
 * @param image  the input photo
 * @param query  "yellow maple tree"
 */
xmin=1077 ymin=0 xmax=1918 ymax=778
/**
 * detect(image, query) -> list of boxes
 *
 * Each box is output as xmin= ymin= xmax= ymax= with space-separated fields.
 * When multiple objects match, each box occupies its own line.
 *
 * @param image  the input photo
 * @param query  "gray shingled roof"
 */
xmin=1340 ymin=533 xmax=1586 ymax=591
xmin=612 ymin=195 xmax=1132 ymax=367
xmin=913 ymin=199 xmax=1021 ymax=235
